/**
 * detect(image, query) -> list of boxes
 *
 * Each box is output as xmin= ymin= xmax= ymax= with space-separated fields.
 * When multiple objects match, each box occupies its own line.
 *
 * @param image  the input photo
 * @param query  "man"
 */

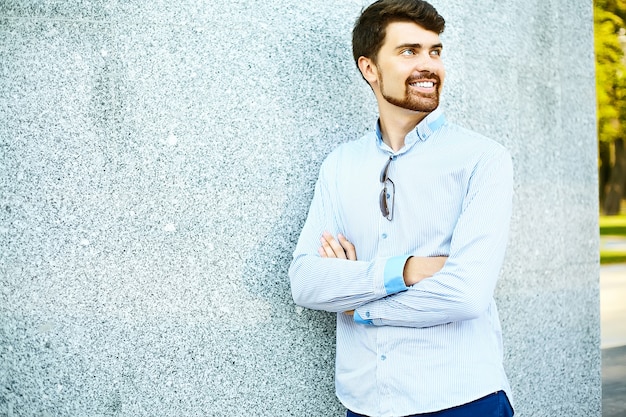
xmin=289 ymin=1 xmax=514 ymax=416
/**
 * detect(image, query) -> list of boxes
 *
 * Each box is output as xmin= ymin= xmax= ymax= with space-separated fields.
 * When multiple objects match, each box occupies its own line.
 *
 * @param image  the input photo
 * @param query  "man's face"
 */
xmin=373 ymin=21 xmax=445 ymax=113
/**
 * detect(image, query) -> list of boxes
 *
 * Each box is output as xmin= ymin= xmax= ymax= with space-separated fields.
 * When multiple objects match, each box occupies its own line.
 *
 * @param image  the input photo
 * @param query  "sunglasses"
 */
xmin=379 ymin=156 xmax=395 ymax=221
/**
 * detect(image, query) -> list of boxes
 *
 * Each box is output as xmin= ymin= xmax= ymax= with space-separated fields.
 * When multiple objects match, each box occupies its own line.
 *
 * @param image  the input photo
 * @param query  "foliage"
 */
xmin=595 ymin=0 xmax=626 ymax=214
xmin=594 ymin=3 xmax=626 ymax=143
xmin=600 ymin=213 xmax=626 ymax=234
xmin=599 ymin=214 xmax=626 ymax=263
xmin=601 ymin=252 xmax=626 ymax=263
xmin=596 ymin=0 xmax=626 ymax=19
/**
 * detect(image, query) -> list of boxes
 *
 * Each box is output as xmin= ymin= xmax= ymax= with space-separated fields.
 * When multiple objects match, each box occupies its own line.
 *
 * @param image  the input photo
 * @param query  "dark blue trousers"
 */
xmin=346 ymin=391 xmax=514 ymax=417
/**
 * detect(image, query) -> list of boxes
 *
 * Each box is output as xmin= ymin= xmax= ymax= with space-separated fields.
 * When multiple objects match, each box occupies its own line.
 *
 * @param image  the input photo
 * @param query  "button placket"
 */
xmin=376 ymin=326 xmax=394 ymax=415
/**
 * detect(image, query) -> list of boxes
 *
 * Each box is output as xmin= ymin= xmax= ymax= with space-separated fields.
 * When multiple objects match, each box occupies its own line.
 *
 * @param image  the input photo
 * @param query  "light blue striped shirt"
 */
xmin=289 ymin=107 xmax=514 ymax=416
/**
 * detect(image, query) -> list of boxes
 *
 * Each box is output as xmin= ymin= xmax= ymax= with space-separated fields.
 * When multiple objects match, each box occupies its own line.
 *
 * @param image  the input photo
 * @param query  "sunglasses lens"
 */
xmin=379 ymin=157 xmax=394 ymax=220
xmin=379 ymin=187 xmax=389 ymax=217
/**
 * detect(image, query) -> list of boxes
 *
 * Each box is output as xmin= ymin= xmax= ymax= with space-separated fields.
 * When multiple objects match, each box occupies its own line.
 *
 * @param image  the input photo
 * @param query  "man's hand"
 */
xmin=318 ymin=233 xmax=447 ymax=310
xmin=318 ymin=232 xmax=357 ymax=261
xmin=403 ymin=256 xmax=448 ymax=286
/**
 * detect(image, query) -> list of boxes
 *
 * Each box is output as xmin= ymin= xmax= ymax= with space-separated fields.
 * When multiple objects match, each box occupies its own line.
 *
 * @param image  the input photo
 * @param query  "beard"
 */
xmin=379 ymin=70 xmax=441 ymax=113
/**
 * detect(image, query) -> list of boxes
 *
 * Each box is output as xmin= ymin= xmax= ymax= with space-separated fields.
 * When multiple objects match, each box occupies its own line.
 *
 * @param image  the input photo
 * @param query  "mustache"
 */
xmin=406 ymin=72 xmax=441 ymax=84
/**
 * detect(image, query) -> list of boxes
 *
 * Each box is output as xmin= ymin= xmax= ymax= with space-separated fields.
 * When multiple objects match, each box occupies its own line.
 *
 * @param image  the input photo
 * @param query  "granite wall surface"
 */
xmin=0 ymin=0 xmax=600 ymax=416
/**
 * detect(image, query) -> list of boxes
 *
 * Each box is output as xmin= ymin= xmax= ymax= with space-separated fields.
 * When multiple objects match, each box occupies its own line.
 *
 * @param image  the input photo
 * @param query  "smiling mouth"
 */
xmin=407 ymin=72 xmax=440 ymax=90
xmin=409 ymin=81 xmax=435 ymax=88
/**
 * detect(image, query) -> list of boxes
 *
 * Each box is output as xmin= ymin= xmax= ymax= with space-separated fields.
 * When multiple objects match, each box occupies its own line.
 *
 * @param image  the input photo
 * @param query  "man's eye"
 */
xmin=401 ymin=49 xmax=415 ymax=55
xmin=430 ymin=49 xmax=441 ymax=56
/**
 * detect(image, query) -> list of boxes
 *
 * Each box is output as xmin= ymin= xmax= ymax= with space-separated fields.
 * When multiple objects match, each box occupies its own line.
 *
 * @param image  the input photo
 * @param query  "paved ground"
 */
xmin=601 ymin=236 xmax=626 ymax=253
xmin=603 ymin=345 xmax=626 ymax=417
xmin=601 ymin=263 xmax=626 ymax=349
xmin=601 ymin=263 xmax=626 ymax=417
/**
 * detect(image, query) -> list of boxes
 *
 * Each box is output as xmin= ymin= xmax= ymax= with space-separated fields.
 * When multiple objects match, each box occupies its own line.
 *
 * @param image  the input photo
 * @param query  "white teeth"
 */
xmin=411 ymin=81 xmax=434 ymax=88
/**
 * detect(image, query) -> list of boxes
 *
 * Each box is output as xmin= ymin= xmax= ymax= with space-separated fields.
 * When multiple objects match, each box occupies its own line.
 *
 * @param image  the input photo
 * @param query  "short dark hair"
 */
xmin=352 ymin=0 xmax=445 ymax=66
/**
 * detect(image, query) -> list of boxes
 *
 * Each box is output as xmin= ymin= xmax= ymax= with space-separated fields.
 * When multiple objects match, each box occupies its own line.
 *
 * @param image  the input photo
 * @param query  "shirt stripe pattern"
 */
xmin=289 ymin=108 xmax=514 ymax=416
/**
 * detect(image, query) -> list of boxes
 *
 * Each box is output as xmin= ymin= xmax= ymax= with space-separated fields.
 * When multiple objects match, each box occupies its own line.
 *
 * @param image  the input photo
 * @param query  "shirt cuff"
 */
xmin=353 ymin=310 xmax=374 ymax=325
xmin=383 ymin=255 xmax=410 ymax=294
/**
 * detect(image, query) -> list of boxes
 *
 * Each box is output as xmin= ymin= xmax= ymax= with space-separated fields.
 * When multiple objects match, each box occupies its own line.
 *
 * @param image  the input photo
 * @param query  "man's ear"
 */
xmin=357 ymin=56 xmax=378 ymax=86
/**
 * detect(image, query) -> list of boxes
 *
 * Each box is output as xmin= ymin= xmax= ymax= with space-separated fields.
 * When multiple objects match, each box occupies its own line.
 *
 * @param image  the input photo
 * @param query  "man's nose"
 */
xmin=413 ymin=52 xmax=436 ymax=72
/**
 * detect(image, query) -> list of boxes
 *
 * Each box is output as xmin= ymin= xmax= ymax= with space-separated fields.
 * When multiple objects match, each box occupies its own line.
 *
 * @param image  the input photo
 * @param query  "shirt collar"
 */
xmin=375 ymin=107 xmax=446 ymax=154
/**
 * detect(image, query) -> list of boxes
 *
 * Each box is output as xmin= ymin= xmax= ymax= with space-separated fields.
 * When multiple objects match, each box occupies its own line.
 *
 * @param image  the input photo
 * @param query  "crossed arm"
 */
xmin=291 ymin=146 xmax=513 ymax=327
xmin=318 ymin=231 xmax=447 ymax=315
xmin=318 ymin=231 xmax=447 ymax=286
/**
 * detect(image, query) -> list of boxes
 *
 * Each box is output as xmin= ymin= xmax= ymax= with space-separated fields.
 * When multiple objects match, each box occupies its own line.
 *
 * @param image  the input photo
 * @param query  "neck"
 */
xmin=378 ymin=104 xmax=429 ymax=152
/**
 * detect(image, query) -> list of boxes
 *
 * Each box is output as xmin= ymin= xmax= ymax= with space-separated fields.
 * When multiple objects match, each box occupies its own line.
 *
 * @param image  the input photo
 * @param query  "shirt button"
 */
xmin=381 ymin=355 xmax=387 ymax=361
xmin=365 ymin=311 xmax=370 ymax=318
xmin=381 ymin=233 xmax=387 ymax=239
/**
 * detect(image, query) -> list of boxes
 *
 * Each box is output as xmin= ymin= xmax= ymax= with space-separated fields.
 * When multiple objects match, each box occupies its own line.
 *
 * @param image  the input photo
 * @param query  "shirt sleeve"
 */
xmin=354 ymin=146 xmax=513 ymax=327
xmin=288 ymin=155 xmax=408 ymax=313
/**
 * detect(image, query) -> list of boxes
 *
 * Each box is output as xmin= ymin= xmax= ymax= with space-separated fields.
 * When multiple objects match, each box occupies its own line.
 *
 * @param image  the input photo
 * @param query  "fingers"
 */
xmin=338 ymin=234 xmax=357 ymax=261
xmin=319 ymin=232 xmax=357 ymax=260
xmin=318 ymin=233 xmax=335 ymax=258
xmin=318 ymin=236 xmax=335 ymax=258
xmin=320 ymin=232 xmax=346 ymax=259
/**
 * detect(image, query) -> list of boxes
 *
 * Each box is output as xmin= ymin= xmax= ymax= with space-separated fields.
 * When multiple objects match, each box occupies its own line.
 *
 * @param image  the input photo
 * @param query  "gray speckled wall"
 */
xmin=0 ymin=0 xmax=600 ymax=416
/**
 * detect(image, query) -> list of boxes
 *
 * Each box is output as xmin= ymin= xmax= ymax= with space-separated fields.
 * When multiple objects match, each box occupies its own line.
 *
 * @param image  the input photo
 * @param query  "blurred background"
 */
xmin=594 ymin=0 xmax=626 ymax=416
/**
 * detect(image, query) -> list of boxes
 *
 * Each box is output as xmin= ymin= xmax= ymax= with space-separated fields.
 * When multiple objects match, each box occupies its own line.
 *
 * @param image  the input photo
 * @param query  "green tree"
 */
xmin=595 ymin=0 xmax=626 ymax=214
